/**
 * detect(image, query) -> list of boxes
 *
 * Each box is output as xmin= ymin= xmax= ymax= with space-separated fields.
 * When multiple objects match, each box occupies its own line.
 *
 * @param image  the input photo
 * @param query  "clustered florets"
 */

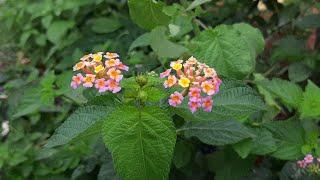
xmin=160 ymin=56 xmax=221 ymax=113
xmin=71 ymin=52 xmax=128 ymax=93
xmin=297 ymin=154 xmax=320 ymax=174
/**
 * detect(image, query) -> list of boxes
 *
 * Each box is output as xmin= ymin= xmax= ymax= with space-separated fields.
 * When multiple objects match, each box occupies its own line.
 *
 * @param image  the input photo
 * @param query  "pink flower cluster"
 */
xmin=70 ymin=52 xmax=128 ymax=93
xmin=160 ymin=57 xmax=221 ymax=113
xmin=297 ymin=154 xmax=320 ymax=169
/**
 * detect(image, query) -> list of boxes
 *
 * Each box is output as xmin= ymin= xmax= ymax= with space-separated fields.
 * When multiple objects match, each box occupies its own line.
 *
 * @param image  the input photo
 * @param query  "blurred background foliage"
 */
xmin=0 ymin=0 xmax=320 ymax=179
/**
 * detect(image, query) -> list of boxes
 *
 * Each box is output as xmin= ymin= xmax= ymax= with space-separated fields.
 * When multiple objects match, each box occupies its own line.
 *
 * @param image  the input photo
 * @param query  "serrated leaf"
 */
xmin=191 ymin=24 xmax=264 ymax=79
xmin=257 ymin=78 xmax=303 ymax=109
xmin=103 ymin=106 xmax=176 ymax=180
xmin=175 ymin=79 xmax=265 ymax=122
xmin=128 ymin=0 xmax=171 ymax=30
xmin=233 ymin=23 xmax=265 ymax=55
xmin=45 ymin=105 xmax=114 ymax=148
xmin=178 ymin=120 xmax=255 ymax=146
xmin=300 ymin=80 xmax=320 ymax=119
xmin=263 ymin=119 xmax=305 ymax=160
xmin=143 ymin=86 xmax=167 ymax=102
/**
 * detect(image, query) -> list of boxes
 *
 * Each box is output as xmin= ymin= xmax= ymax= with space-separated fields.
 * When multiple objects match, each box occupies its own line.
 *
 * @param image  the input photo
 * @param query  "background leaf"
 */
xmin=178 ymin=120 xmax=255 ymax=146
xmin=128 ymin=0 xmax=170 ymax=30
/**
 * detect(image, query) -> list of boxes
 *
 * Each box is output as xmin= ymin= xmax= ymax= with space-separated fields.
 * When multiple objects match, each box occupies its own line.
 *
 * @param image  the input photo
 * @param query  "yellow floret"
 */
xmin=93 ymin=54 xmax=102 ymax=62
xmin=94 ymin=65 xmax=104 ymax=73
xmin=179 ymin=77 xmax=190 ymax=88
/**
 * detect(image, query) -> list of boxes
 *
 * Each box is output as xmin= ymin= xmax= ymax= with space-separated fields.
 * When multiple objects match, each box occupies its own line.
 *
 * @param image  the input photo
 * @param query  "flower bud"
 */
xmin=135 ymin=75 xmax=148 ymax=87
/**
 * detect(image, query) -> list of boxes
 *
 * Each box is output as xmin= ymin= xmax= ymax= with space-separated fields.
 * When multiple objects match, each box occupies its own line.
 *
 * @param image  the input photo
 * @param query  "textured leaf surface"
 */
xmin=128 ymin=0 xmax=170 ymax=30
xmin=264 ymin=119 xmax=305 ymax=160
xmin=175 ymin=80 xmax=265 ymax=122
xmin=46 ymin=105 xmax=113 ymax=148
xmin=103 ymin=106 xmax=176 ymax=180
xmin=178 ymin=120 xmax=255 ymax=146
xmin=300 ymin=80 xmax=320 ymax=119
xmin=258 ymin=78 xmax=303 ymax=109
xmin=191 ymin=24 xmax=264 ymax=78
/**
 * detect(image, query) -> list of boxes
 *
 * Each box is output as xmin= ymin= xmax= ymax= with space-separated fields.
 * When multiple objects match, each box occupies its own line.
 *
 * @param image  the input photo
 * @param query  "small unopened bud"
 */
xmin=137 ymin=91 xmax=148 ymax=102
xmin=136 ymin=75 xmax=148 ymax=87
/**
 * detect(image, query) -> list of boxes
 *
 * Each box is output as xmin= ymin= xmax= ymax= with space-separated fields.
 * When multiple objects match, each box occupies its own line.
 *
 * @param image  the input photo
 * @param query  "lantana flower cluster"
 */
xmin=297 ymin=154 xmax=320 ymax=174
xmin=160 ymin=57 xmax=221 ymax=113
xmin=71 ymin=52 xmax=128 ymax=93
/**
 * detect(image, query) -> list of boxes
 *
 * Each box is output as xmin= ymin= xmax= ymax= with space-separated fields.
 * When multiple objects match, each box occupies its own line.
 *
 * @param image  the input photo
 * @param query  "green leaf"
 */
xmin=173 ymin=141 xmax=192 ymax=168
xmin=186 ymin=0 xmax=211 ymax=11
xmin=45 ymin=104 xmax=114 ymax=148
xmin=150 ymin=26 xmax=188 ymax=58
xmin=300 ymin=80 xmax=320 ymax=119
xmin=169 ymin=15 xmax=193 ymax=38
xmin=263 ymin=119 xmax=305 ymax=160
xmin=288 ymin=62 xmax=312 ymax=82
xmin=128 ymin=0 xmax=171 ymax=30
xmin=257 ymin=78 xmax=303 ymax=109
xmin=250 ymin=127 xmax=277 ymax=155
xmin=232 ymin=139 xmax=253 ymax=159
xmin=91 ymin=17 xmax=122 ymax=34
xmin=271 ymin=36 xmax=305 ymax=62
xmin=294 ymin=14 xmax=320 ymax=29
xmin=47 ymin=20 xmax=75 ymax=44
xmin=233 ymin=23 xmax=265 ymax=55
xmin=208 ymin=149 xmax=254 ymax=180
xmin=178 ymin=120 xmax=255 ymax=146
xmin=12 ymin=87 xmax=41 ymax=118
xmin=129 ymin=33 xmax=151 ymax=51
xmin=175 ymin=80 xmax=265 ymax=122
xmin=103 ymin=106 xmax=176 ymax=180
xmin=143 ymin=86 xmax=167 ymax=103
xmin=191 ymin=24 xmax=263 ymax=79
xmin=40 ymin=71 xmax=56 ymax=107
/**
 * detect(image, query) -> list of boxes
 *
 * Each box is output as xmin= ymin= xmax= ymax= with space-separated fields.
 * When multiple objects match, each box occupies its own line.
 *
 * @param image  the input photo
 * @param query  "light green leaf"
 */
xmin=150 ymin=26 xmax=188 ymax=58
xmin=175 ymin=80 xmax=265 ymax=122
xmin=143 ymin=86 xmax=167 ymax=102
xmin=103 ymin=106 xmax=176 ymax=180
xmin=12 ymin=87 xmax=42 ymax=118
xmin=257 ymin=78 xmax=303 ymax=109
xmin=45 ymin=104 xmax=114 ymax=148
xmin=128 ymin=0 xmax=171 ymax=30
xmin=191 ymin=24 xmax=263 ymax=78
xmin=250 ymin=127 xmax=277 ymax=155
xmin=178 ymin=120 xmax=255 ymax=146
xmin=233 ymin=23 xmax=265 ymax=55
xmin=186 ymin=0 xmax=211 ymax=11
xmin=91 ymin=17 xmax=122 ymax=34
xmin=264 ymin=119 xmax=305 ymax=160
xmin=47 ymin=20 xmax=75 ymax=44
xmin=300 ymin=80 xmax=320 ymax=119
xmin=232 ymin=139 xmax=253 ymax=159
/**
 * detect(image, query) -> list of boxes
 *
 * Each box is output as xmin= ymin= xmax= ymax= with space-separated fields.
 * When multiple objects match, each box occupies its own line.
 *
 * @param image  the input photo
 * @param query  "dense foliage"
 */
xmin=1 ymin=0 xmax=320 ymax=179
